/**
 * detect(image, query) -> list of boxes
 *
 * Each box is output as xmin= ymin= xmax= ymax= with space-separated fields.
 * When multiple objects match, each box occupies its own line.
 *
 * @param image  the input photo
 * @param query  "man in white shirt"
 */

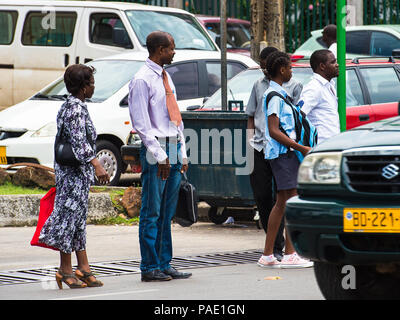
xmin=300 ymin=49 xmax=340 ymax=143
xmin=322 ymin=24 xmax=337 ymax=58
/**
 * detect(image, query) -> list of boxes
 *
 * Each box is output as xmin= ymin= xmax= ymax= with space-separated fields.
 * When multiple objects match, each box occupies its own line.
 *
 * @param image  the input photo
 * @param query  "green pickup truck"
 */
xmin=285 ymin=115 xmax=400 ymax=300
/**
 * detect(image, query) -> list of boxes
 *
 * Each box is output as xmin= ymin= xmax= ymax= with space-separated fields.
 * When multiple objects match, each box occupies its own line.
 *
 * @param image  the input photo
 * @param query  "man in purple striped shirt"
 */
xmin=128 ymin=31 xmax=191 ymax=282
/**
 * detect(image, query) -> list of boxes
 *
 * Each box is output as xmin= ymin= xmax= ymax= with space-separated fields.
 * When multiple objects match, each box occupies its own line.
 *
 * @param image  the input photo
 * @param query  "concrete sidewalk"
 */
xmin=0 ymin=221 xmax=266 ymax=271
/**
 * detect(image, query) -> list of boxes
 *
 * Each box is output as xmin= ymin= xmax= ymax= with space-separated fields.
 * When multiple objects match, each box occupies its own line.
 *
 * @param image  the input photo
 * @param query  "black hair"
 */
xmin=259 ymin=46 xmax=278 ymax=61
xmin=146 ymin=31 xmax=172 ymax=55
xmin=323 ymin=24 xmax=337 ymax=41
xmin=265 ymin=51 xmax=291 ymax=78
xmin=310 ymin=49 xmax=332 ymax=72
xmin=64 ymin=64 xmax=96 ymax=96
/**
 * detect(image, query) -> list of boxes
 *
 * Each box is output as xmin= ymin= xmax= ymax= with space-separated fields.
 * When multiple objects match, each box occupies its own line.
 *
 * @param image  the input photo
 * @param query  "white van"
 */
xmin=0 ymin=0 xmax=219 ymax=109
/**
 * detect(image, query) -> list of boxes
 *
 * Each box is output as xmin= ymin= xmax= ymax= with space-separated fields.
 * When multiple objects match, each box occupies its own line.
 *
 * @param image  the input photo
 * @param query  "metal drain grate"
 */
xmin=0 ymin=249 xmax=262 ymax=286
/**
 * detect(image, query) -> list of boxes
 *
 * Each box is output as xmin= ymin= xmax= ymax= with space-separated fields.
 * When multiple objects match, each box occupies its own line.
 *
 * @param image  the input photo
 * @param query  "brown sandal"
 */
xmin=55 ymin=270 xmax=87 ymax=289
xmin=75 ymin=268 xmax=103 ymax=287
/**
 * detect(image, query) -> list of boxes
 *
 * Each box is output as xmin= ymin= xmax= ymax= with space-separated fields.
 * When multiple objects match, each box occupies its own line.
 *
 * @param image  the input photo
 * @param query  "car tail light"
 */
xmin=290 ymin=55 xmax=305 ymax=62
xmin=130 ymin=164 xmax=142 ymax=173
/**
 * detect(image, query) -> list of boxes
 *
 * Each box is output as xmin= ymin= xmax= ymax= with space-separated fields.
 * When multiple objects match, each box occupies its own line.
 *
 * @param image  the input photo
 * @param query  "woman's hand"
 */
xmin=91 ymin=158 xmax=110 ymax=184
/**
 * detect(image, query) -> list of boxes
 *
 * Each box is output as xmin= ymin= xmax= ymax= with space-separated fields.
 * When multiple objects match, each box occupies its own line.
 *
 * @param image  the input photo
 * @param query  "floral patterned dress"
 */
xmin=39 ymin=96 xmax=97 ymax=254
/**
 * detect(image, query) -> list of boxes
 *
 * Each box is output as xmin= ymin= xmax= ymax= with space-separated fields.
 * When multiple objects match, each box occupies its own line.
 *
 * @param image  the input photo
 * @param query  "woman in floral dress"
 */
xmin=39 ymin=64 xmax=109 ymax=289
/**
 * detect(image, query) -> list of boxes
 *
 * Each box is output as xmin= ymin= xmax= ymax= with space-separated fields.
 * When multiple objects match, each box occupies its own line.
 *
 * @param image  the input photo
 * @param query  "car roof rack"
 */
xmin=351 ymin=56 xmax=399 ymax=64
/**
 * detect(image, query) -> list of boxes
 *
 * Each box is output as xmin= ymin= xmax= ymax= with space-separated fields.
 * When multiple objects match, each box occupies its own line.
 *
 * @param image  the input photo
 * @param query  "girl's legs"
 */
xmin=262 ymin=188 xmax=297 ymax=256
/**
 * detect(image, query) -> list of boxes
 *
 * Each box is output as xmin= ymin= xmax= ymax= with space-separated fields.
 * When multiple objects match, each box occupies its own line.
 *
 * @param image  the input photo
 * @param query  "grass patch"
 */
xmin=109 ymin=189 xmax=127 ymax=214
xmin=0 ymin=182 xmax=48 ymax=195
xmin=93 ymin=215 xmax=139 ymax=226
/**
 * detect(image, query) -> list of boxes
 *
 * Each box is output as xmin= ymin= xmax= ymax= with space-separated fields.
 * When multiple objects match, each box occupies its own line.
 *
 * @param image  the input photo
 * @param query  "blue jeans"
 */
xmin=139 ymin=142 xmax=182 ymax=273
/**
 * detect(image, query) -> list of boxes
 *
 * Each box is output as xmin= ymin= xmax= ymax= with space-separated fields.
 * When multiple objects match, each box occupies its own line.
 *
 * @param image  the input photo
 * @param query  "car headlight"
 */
xmin=31 ymin=122 xmax=57 ymax=137
xmin=298 ymin=152 xmax=342 ymax=184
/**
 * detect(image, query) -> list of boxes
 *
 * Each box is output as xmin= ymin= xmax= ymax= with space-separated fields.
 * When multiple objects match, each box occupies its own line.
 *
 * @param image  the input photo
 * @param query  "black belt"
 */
xmin=155 ymin=135 xmax=181 ymax=143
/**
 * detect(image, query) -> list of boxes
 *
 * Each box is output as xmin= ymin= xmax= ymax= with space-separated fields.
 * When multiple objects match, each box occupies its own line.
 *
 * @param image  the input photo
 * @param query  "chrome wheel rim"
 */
xmin=96 ymin=148 xmax=117 ymax=182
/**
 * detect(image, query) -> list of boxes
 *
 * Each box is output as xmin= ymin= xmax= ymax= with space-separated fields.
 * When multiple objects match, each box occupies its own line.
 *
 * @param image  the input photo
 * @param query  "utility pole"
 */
xmin=220 ymin=0 xmax=227 ymax=111
xmin=264 ymin=0 xmax=285 ymax=52
xmin=337 ymin=0 xmax=347 ymax=132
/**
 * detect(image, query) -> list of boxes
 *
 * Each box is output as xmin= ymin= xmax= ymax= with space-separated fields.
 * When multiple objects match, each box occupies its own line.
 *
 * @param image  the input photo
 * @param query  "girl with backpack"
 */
xmin=257 ymin=51 xmax=314 ymax=269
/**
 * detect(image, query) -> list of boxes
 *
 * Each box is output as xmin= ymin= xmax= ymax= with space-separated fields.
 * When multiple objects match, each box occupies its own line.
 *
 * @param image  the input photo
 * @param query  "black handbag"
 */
xmin=174 ymin=172 xmax=198 ymax=227
xmin=54 ymin=118 xmax=94 ymax=167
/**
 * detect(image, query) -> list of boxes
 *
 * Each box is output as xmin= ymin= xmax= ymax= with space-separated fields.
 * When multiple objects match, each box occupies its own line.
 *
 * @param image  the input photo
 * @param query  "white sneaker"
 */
xmin=257 ymin=255 xmax=281 ymax=268
xmin=280 ymin=253 xmax=314 ymax=269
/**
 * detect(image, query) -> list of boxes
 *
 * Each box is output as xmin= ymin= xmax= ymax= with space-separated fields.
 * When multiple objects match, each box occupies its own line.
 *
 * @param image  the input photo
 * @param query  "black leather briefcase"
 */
xmin=174 ymin=172 xmax=198 ymax=227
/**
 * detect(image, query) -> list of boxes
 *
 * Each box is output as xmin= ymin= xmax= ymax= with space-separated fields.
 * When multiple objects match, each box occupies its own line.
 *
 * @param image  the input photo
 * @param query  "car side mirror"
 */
xmin=228 ymin=100 xmax=244 ymax=111
xmin=202 ymin=97 xmax=209 ymax=104
xmin=186 ymin=105 xmax=201 ymax=111
xmin=120 ymin=95 xmax=129 ymax=107
xmin=392 ymin=49 xmax=400 ymax=57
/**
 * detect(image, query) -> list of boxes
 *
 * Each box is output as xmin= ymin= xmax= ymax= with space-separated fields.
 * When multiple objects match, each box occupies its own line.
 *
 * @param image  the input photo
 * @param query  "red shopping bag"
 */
xmin=30 ymin=187 xmax=59 ymax=251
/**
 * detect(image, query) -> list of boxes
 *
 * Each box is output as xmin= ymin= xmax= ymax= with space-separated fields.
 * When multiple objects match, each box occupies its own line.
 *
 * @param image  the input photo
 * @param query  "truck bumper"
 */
xmin=285 ymin=196 xmax=400 ymax=265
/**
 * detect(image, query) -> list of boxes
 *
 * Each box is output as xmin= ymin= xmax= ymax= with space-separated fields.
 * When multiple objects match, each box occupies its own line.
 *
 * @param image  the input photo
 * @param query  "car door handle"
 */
xmin=359 ymin=114 xmax=370 ymax=121
xmin=64 ymin=54 xmax=69 ymax=67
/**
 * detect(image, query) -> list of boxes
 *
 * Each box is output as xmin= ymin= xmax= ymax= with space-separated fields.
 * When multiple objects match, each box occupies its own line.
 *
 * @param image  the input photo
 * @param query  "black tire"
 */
xmin=208 ymin=206 xmax=228 ymax=224
xmin=95 ymin=140 xmax=123 ymax=186
xmin=314 ymin=261 xmax=400 ymax=300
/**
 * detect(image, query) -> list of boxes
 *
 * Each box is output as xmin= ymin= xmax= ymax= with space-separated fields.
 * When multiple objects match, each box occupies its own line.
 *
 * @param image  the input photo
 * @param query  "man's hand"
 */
xmin=181 ymin=158 xmax=188 ymax=174
xmin=157 ymin=157 xmax=171 ymax=180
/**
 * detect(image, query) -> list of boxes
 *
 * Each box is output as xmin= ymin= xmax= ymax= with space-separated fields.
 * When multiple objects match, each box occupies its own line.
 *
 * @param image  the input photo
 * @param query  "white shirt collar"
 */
xmin=312 ymin=72 xmax=332 ymax=85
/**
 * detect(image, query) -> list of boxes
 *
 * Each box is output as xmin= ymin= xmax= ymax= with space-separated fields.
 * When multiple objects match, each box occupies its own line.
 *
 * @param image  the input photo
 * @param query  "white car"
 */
xmin=0 ymin=50 xmax=257 ymax=185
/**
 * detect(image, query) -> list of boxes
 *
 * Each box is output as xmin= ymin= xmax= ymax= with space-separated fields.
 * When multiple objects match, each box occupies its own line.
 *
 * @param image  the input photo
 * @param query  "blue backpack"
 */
xmin=265 ymin=91 xmax=318 ymax=163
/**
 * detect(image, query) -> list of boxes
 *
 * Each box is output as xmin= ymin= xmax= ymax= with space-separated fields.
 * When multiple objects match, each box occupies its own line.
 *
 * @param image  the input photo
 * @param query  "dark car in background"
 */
xmin=286 ymin=116 xmax=400 ymax=299
xmin=196 ymin=15 xmax=251 ymax=56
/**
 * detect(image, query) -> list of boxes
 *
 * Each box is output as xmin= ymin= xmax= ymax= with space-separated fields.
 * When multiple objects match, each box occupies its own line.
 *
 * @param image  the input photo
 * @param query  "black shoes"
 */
xmin=141 ymin=268 xmax=192 ymax=282
xmin=141 ymin=269 xmax=172 ymax=282
xmin=162 ymin=267 xmax=192 ymax=279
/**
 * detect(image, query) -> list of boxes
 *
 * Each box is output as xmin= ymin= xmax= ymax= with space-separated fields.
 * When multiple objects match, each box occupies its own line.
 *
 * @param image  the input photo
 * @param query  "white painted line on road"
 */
xmin=51 ymin=289 xmax=159 ymax=300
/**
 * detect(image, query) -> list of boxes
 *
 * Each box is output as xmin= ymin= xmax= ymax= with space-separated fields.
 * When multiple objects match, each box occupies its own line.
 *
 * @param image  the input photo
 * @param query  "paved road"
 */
xmin=0 ymin=222 xmax=324 ymax=301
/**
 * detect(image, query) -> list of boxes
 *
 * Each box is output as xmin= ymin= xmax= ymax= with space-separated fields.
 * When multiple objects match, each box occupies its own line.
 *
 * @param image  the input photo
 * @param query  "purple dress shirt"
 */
xmin=128 ymin=58 xmax=187 ymax=163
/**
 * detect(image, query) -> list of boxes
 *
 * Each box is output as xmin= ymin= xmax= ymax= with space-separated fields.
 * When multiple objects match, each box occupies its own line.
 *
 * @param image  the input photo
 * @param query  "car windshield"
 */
xmin=125 ymin=10 xmax=217 ymax=51
xmin=203 ymin=66 xmax=313 ymax=109
xmin=203 ymin=68 xmax=263 ymax=109
xmin=33 ymin=60 xmax=144 ymax=102
xmin=206 ymin=22 xmax=251 ymax=49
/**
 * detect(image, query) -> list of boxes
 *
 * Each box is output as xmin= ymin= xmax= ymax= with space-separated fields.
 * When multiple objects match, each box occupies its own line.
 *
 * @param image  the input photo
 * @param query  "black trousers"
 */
xmin=249 ymin=148 xmax=285 ymax=254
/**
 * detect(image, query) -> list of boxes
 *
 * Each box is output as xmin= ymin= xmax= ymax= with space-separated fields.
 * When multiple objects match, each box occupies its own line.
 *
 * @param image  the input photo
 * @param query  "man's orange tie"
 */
xmin=162 ymin=69 xmax=182 ymax=127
